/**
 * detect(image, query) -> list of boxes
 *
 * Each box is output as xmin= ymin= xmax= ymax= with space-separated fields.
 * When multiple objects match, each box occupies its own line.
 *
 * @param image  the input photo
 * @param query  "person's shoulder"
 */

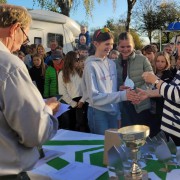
xmin=135 ymin=53 xmax=146 ymax=59
xmin=0 ymin=51 xmax=27 ymax=81
xmin=0 ymin=51 xmax=24 ymax=69
xmin=85 ymin=31 xmax=90 ymax=36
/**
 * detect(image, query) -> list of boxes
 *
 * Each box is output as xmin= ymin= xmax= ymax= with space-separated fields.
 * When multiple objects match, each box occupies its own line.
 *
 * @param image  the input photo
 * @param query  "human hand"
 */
xmin=119 ymin=85 xmax=130 ymax=91
xmin=77 ymin=101 xmax=84 ymax=108
xmin=142 ymin=72 xmax=157 ymax=84
xmin=126 ymin=89 xmax=140 ymax=104
xmin=45 ymin=97 xmax=60 ymax=115
xmin=136 ymin=88 xmax=149 ymax=101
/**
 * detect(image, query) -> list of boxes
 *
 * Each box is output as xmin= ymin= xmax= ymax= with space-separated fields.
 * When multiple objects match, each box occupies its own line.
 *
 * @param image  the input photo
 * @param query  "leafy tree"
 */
xmin=33 ymin=0 xmax=137 ymax=32
xmin=105 ymin=18 xmax=143 ymax=50
xmin=156 ymin=2 xmax=180 ymax=42
xmin=0 ymin=0 xmax=7 ymax=3
xmin=133 ymin=0 xmax=180 ymax=43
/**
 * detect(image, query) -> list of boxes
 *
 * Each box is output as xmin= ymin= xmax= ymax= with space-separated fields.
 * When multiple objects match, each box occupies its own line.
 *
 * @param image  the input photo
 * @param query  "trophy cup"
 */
xmin=118 ymin=125 xmax=150 ymax=180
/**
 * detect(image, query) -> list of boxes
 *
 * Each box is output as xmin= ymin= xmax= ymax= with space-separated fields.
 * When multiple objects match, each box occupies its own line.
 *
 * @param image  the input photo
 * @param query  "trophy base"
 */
xmin=124 ymin=170 xmax=148 ymax=180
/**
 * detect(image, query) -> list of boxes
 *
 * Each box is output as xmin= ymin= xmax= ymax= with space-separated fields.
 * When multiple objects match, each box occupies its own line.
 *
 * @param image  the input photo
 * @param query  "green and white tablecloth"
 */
xmin=33 ymin=129 xmax=180 ymax=180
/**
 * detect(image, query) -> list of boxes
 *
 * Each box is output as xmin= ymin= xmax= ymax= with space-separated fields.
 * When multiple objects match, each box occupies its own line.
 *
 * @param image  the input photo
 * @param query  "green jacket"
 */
xmin=44 ymin=66 xmax=58 ymax=98
xmin=114 ymin=52 xmax=153 ymax=113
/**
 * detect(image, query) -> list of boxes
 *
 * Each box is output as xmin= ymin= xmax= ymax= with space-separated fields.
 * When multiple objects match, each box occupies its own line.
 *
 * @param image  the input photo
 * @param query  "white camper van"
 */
xmin=28 ymin=9 xmax=80 ymax=53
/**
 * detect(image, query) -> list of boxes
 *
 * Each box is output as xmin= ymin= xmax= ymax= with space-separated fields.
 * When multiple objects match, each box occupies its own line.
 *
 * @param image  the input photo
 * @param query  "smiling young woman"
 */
xmin=114 ymin=32 xmax=158 ymax=137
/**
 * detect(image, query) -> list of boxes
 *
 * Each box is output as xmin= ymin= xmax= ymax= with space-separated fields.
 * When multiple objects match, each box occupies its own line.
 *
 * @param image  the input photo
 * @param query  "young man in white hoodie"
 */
xmin=81 ymin=27 xmax=140 ymax=135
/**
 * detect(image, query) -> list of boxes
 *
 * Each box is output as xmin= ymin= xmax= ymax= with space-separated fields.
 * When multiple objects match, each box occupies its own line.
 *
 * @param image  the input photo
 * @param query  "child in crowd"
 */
xmin=114 ymin=32 xmax=154 ymax=136
xmin=24 ymin=44 xmax=37 ymax=69
xmin=109 ymin=49 xmax=119 ymax=60
xmin=142 ymin=44 xmax=156 ymax=72
xmin=163 ymin=43 xmax=176 ymax=68
xmin=77 ymin=35 xmax=88 ymax=49
xmin=151 ymin=42 xmax=159 ymax=52
xmin=171 ymin=55 xmax=180 ymax=76
xmin=81 ymin=28 xmax=139 ymax=135
xmin=18 ymin=51 xmax=25 ymax=61
xmin=44 ymin=50 xmax=64 ymax=98
xmin=78 ymin=55 xmax=86 ymax=73
xmin=58 ymin=52 xmax=89 ymax=132
xmin=155 ymin=51 xmax=174 ymax=81
xmin=79 ymin=25 xmax=90 ymax=46
xmin=29 ymin=54 xmax=47 ymax=96
xmin=78 ymin=45 xmax=89 ymax=57
xmin=37 ymin=44 xmax=47 ymax=62
xmin=175 ymin=56 xmax=180 ymax=70
xmin=150 ymin=51 xmax=175 ymax=135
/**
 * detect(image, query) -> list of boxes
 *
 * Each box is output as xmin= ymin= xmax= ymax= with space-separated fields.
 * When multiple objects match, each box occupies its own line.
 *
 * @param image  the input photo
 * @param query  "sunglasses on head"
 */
xmin=96 ymin=27 xmax=111 ymax=38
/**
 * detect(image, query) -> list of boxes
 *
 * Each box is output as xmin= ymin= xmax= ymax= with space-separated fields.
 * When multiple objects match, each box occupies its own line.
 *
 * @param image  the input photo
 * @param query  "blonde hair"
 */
xmin=154 ymin=51 xmax=170 ymax=73
xmin=37 ymin=44 xmax=47 ymax=58
xmin=0 ymin=4 xmax=31 ymax=28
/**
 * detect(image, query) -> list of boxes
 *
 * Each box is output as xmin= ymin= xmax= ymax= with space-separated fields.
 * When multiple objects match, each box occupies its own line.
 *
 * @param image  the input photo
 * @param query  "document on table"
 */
xmin=32 ymin=162 xmax=107 ymax=180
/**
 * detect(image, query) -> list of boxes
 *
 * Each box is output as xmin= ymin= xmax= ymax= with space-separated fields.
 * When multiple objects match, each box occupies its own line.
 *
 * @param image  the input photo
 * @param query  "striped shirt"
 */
xmin=160 ymin=70 xmax=180 ymax=137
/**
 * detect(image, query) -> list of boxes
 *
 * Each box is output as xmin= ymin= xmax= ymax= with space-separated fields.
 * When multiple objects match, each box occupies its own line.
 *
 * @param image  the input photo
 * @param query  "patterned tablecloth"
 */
xmin=32 ymin=129 xmax=180 ymax=180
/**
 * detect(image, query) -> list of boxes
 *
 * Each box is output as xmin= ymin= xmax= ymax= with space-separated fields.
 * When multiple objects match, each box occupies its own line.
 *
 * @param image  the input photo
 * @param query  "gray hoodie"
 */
xmin=81 ymin=56 xmax=127 ymax=119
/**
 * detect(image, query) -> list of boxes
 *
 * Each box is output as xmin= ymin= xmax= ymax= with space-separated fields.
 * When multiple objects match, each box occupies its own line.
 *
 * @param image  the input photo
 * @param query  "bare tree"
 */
xmin=126 ymin=0 xmax=137 ymax=32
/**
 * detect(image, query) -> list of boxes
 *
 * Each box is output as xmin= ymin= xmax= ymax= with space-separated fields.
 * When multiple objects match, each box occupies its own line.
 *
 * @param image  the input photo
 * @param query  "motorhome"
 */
xmin=28 ymin=9 xmax=80 ymax=53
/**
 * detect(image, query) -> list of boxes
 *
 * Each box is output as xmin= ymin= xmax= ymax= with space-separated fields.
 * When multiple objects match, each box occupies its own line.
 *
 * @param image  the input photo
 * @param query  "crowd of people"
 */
xmin=12 ymin=15 xmax=180 ymax=142
xmin=0 ymin=3 xmax=180 ymax=179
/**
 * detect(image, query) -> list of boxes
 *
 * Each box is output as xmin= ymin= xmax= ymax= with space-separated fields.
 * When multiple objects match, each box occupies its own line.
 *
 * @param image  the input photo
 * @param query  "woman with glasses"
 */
xmin=0 ymin=4 xmax=59 ymax=179
xmin=81 ymin=28 xmax=140 ymax=135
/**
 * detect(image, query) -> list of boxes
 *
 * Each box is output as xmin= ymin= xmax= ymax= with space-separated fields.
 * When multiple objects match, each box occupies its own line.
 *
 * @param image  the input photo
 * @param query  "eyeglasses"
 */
xmin=20 ymin=27 xmax=30 ymax=45
xmin=96 ymin=27 xmax=111 ymax=39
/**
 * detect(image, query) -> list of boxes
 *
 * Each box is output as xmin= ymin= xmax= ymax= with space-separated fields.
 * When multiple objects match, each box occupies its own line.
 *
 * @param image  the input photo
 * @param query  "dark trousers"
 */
xmin=0 ymin=172 xmax=30 ymax=180
xmin=58 ymin=97 xmax=90 ymax=132
xmin=69 ymin=97 xmax=90 ymax=132
xmin=120 ymin=101 xmax=158 ymax=137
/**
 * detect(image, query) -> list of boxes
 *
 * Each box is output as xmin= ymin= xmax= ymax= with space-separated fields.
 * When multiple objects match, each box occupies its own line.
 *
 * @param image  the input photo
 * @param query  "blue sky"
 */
xmin=7 ymin=0 xmax=127 ymax=31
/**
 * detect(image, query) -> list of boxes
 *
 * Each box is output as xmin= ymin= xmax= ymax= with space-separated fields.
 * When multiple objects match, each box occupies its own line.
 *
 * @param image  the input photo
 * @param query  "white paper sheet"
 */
xmin=54 ymin=103 xmax=70 ymax=118
xmin=148 ymin=172 xmax=161 ymax=180
xmin=166 ymin=169 xmax=180 ymax=180
xmin=51 ymin=129 xmax=104 ymax=140
xmin=32 ymin=162 xmax=107 ymax=180
xmin=49 ymin=162 xmax=107 ymax=180
xmin=44 ymin=99 xmax=70 ymax=118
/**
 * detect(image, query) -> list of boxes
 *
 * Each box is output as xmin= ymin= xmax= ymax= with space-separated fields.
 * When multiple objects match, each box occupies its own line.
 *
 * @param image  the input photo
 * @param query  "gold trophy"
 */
xmin=118 ymin=125 xmax=150 ymax=180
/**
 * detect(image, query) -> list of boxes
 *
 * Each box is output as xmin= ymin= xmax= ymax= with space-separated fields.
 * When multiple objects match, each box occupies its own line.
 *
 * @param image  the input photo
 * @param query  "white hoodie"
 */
xmin=81 ymin=55 xmax=127 ymax=119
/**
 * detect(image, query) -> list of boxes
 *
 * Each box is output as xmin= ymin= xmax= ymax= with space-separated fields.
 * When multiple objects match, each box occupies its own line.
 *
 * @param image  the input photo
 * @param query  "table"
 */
xmin=32 ymin=130 xmax=108 ymax=180
xmin=32 ymin=129 xmax=180 ymax=180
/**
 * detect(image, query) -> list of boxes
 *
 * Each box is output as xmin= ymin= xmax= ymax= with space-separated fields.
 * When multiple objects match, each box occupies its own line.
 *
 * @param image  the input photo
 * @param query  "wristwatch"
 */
xmin=153 ymin=79 xmax=160 ymax=88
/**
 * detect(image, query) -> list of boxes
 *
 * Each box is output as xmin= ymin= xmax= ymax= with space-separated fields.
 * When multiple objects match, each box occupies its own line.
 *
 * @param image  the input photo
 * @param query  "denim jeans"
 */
xmin=87 ymin=106 xmax=118 ymax=135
